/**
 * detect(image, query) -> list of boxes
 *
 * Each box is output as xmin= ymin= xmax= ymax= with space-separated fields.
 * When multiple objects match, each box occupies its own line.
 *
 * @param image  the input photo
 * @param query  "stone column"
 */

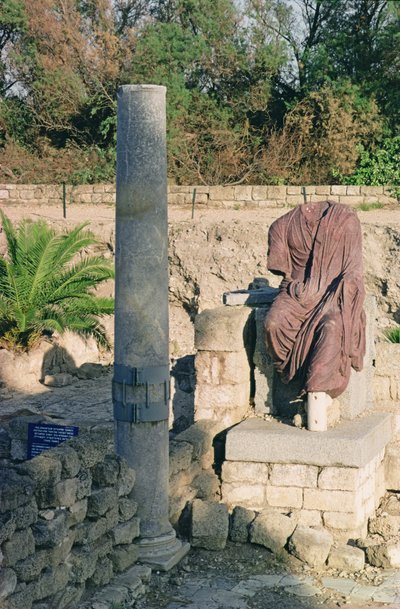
xmin=113 ymin=84 xmax=189 ymax=570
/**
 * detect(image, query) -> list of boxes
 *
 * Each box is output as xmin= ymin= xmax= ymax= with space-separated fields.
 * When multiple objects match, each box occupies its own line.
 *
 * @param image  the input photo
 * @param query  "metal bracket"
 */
xmin=112 ymin=363 xmax=170 ymax=423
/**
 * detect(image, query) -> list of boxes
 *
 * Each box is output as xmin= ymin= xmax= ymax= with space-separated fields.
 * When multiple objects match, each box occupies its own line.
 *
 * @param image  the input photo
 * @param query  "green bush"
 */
xmin=0 ymin=212 xmax=114 ymax=351
xmin=384 ymin=327 xmax=400 ymax=344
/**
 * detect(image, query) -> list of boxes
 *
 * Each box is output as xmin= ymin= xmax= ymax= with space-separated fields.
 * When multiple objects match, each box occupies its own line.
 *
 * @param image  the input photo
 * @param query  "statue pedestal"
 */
xmin=221 ymin=413 xmax=393 ymax=540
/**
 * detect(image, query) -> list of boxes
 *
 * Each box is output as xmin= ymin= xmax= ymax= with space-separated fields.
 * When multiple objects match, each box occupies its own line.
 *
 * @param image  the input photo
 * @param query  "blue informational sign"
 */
xmin=27 ymin=422 xmax=79 ymax=459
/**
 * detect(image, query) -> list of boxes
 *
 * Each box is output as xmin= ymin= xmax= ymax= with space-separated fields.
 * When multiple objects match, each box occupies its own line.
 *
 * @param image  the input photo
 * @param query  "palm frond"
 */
xmin=0 ymin=210 xmax=18 ymax=263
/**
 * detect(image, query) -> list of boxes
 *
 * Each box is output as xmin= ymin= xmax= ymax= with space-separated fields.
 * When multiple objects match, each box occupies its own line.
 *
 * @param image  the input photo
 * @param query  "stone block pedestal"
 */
xmin=222 ymin=413 xmax=393 ymax=541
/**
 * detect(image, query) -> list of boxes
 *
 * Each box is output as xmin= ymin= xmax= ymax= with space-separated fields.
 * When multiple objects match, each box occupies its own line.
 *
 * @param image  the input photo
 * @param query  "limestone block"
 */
xmin=331 ymin=185 xmax=347 ymax=195
xmin=385 ymin=441 xmax=400 ymax=491
xmin=169 ymin=440 xmax=193 ymax=476
xmin=250 ymin=512 xmax=295 ymax=555
xmin=304 ymin=488 xmax=361 ymax=513
xmin=327 ymin=545 xmax=365 ymax=571
xmin=288 ymin=526 xmax=333 ymax=567
xmin=32 ymin=511 xmax=68 ymax=547
xmin=13 ymin=550 xmax=48 ymax=582
xmin=88 ymin=487 xmax=118 ymax=517
xmin=287 ymin=186 xmax=302 ymax=194
xmin=92 ymin=454 xmax=120 ymax=487
xmin=339 ymin=196 xmax=364 ymax=206
xmin=252 ymin=186 xmax=268 ymax=200
xmin=67 ymin=498 xmax=88 ymax=526
xmin=318 ymin=467 xmax=361 ymax=491
xmin=195 ymin=306 xmax=253 ymax=352
xmin=67 ymin=546 xmax=98 ymax=583
xmin=117 ymin=457 xmax=136 ymax=497
xmin=174 ymin=420 xmax=223 ymax=461
xmin=375 ymin=342 xmax=400 ymax=377
xmin=111 ymin=517 xmax=140 ymax=545
xmin=221 ymin=482 xmax=266 ymax=509
xmin=118 ymin=497 xmax=138 ymax=522
xmin=34 ymin=564 xmax=69 ymax=601
xmin=43 ymin=373 xmax=74 ymax=387
xmin=266 ymin=486 xmax=303 ymax=509
xmin=361 ymin=186 xmax=384 ymax=196
xmin=2 ymin=529 xmax=35 ymax=566
xmin=369 ymin=514 xmax=400 ymax=540
xmin=50 ymin=446 xmax=81 ymax=478
xmin=208 ymin=186 xmax=235 ymax=200
xmin=229 ymin=506 xmax=256 ymax=543
xmin=366 ymin=542 xmax=400 ymax=568
xmin=191 ymin=499 xmax=229 ymax=550
xmin=253 ymin=307 xmax=274 ymax=415
xmin=50 ymin=530 xmax=76 ymax=566
xmin=222 ymin=461 xmax=269 ymax=484
xmin=195 ymin=350 xmax=250 ymax=385
xmin=295 ymin=510 xmax=323 ymax=527
xmin=192 ymin=470 xmax=220 ymax=500
xmin=346 ymin=186 xmax=361 ymax=195
xmin=52 ymin=478 xmax=78 ymax=507
xmin=0 ymin=568 xmax=17 ymax=600
xmin=267 ymin=186 xmax=286 ymax=199
xmin=323 ymin=510 xmax=364 ymax=530
xmin=270 ymin=464 xmax=318 ymax=488
xmin=195 ymin=382 xmax=249 ymax=416
xmin=234 ymin=186 xmax=253 ymax=201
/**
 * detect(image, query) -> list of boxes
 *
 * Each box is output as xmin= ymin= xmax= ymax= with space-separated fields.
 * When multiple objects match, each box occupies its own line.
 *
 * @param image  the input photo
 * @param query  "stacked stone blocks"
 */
xmin=0 ymin=421 xmax=143 ymax=609
xmin=0 ymin=183 xmax=397 ymax=208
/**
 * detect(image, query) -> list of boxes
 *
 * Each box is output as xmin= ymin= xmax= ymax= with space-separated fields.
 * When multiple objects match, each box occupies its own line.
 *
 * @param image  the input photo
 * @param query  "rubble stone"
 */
xmin=250 ymin=511 xmax=296 ymax=554
xmin=191 ymin=499 xmax=229 ymax=550
xmin=288 ymin=526 xmax=333 ymax=567
xmin=230 ymin=506 xmax=256 ymax=543
xmin=327 ymin=544 xmax=365 ymax=571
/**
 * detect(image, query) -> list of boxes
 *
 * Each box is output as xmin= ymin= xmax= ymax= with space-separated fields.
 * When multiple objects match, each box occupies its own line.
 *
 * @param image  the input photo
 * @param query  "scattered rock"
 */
xmin=327 ymin=544 xmax=365 ymax=572
xmin=366 ymin=540 xmax=400 ymax=568
xmin=76 ymin=363 xmax=104 ymax=380
xmin=288 ymin=526 xmax=333 ymax=568
xmin=250 ymin=511 xmax=296 ymax=554
xmin=230 ymin=506 xmax=255 ymax=543
xmin=191 ymin=499 xmax=229 ymax=550
xmin=43 ymin=373 xmax=75 ymax=387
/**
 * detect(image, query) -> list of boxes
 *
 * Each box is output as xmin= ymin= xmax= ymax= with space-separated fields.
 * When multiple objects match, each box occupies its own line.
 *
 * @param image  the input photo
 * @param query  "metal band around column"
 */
xmin=112 ymin=364 xmax=170 ymax=423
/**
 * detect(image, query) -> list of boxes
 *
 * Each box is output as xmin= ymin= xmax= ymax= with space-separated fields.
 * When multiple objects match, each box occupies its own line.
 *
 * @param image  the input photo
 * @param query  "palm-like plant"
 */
xmin=0 ymin=211 xmax=114 ymax=352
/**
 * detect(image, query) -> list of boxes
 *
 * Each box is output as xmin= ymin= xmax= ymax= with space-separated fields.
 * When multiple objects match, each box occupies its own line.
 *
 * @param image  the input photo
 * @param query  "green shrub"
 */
xmin=0 ymin=212 xmax=114 ymax=351
xmin=356 ymin=202 xmax=384 ymax=211
xmin=384 ymin=327 xmax=400 ymax=344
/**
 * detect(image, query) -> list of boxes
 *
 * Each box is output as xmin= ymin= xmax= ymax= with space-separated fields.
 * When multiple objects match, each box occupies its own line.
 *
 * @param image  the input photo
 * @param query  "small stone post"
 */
xmin=113 ymin=84 xmax=189 ymax=570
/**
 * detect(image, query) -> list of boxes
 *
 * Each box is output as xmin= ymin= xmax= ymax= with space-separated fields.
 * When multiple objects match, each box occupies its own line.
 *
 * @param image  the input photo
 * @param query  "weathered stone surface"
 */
xmin=175 ymin=420 xmax=222 ymax=461
xmin=0 ymin=470 xmax=35 ymax=513
xmin=222 ymin=461 xmax=269 ymax=484
xmin=50 ymin=445 xmax=80 ymax=477
xmin=250 ymin=511 xmax=296 ymax=554
xmin=74 ymin=518 xmax=108 ymax=545
xmin=51 ymin=478 xmax=78 ymax=507
xmin=69 ymin=435 xmax=109 ymax=468
xmin=118 ymin=497 xmax=138 ymax=522
xmin=111 ymin=517 xmax=140 ymax=545
xmin=366 ymin=541 xmax=400 ymax=568
xmin=111 ymin=544 xmax=139 ymax=573
xmin=225 ymin=414 xmax=393 ymax=468
xmin=195 ymin=306 xmax=253 ymax=352
xmin=67 ymin=498 xmax=88 ymax=526
xmin=76 ymin=362 xmax=104 ymax=379
xmin=230 ymin=506 xmax=256 ymax=543
xmin=195 ymin=350 xmax=250 ymax=385
xmin=169 ymin=440 xmax=193 ymax=476
xmin=0 ymin=581 xmax=36 ymax=609
xmin=0 ymin=512 xmax=16 ymax=544
xmin=191 ymin=499 xmax=229 ymax=550
xmin=105 ymin=506 xmax=119 ymax=531
xmin=34 ymin=564 xmax=70 ymax=600
xmin=323 ymin=510 xmax=364 ymax=530
xmin=385 ymin=441 xmax=400 ymax=491
xmin=67 ymin=546 xmax=98 ymax=583
xmin=50 ymin=584 xmax=84 ymax=609
xmin=0 ymin=568 xmax=17 ymax=599
xmin=266 ymin=486 xmax=303 ymax=509
xmin=13 ymin=549 xmax=48 ymax=581
xmin=318 ymin=466 xmax=361 ymax=491
xmin=92 ymin=454 xmax=120 ymax=487
xmin=88 ymin=556 xmax=114 ymax=587
xmin=32 ymin=510 xmax=68 ymax=547
xmin=116 ymin=458 xmax=136 ymax=497
xmin=270 ymin=464 xmax=318 ymax=488
xmin=87 ymin=487 xmax=118 ymax=517
xmin=2 ymin=529 xmax=35 ymax=566
xmin=0 ymin=429 xmax=11 ymax=459
xmin=304 ymin=488 xmax=359 ymax=512
xmin=327 ymin=544 xmax=365 ymax=571
xmin=369 ymin=514 xmax=400 ymax=540
xmin=288 ymin=526 xmax=333 ymax=567
xmin=89 ymin=534 xmax=113 ymax=559
xmin=76 ymin=469 xmax=92 ymax=500
xmin=192 ymin=470 xmax=220 ymax=499
xmin=51 ymin=530 xmax=76 ymax=566
xmin=13 ymin=499 xmax=38 ymax=530
xmin=222 ymin=482 xmax=265 ymax=509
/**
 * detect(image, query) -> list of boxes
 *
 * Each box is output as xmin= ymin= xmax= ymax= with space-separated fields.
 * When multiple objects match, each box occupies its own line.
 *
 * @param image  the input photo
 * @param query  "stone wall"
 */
xmin=374 ymin=342 xmax=400 ymax=434
xmin=0 ymin=417 xmax=148 ymax=609
xmin=0 ymin=183 xmax=397 ymax=208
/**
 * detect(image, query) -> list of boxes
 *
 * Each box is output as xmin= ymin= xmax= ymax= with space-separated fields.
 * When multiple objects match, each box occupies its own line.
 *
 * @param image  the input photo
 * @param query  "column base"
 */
xmin=136 ymin=529 xmax=190 ymax=571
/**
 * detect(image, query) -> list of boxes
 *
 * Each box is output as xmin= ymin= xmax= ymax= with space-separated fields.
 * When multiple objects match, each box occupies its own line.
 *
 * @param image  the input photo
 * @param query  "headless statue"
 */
xmin=264 ymin=200 xmax=366 ymax=431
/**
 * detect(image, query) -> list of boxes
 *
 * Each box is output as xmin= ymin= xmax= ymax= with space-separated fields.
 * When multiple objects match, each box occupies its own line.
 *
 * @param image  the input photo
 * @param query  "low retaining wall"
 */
xmin=0 ymin=418 xmax=148 ymax=609
xmin=0 ymin=184 xmax=397 ymax=209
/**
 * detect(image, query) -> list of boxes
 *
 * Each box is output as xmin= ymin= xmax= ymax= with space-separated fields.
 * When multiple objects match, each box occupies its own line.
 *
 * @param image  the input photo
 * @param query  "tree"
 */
xmin=0 ymin=212 xmax=114 ymax=351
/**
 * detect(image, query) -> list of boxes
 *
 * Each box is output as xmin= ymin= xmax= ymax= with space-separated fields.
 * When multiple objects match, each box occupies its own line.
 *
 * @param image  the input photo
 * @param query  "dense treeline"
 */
xmin=0 ymin=0 xmax=399 ymax=187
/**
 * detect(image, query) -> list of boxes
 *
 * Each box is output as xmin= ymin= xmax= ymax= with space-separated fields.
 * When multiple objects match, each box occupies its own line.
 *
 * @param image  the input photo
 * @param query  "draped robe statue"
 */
xmin=264 ymin=201 xmax=366 ymax=429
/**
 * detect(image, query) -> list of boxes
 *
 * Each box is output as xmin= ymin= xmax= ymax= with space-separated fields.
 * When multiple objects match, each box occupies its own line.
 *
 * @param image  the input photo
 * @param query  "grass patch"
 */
xmin=384 ymin=327 xmax=400 ymax=343
xmin=356 ymin=201 xmax=384 ymax=211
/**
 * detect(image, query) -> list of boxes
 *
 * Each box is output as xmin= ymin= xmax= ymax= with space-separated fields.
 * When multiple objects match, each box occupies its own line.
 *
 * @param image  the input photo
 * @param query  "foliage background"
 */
xmin=0 ymin=0 xmax=399 ymax=186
